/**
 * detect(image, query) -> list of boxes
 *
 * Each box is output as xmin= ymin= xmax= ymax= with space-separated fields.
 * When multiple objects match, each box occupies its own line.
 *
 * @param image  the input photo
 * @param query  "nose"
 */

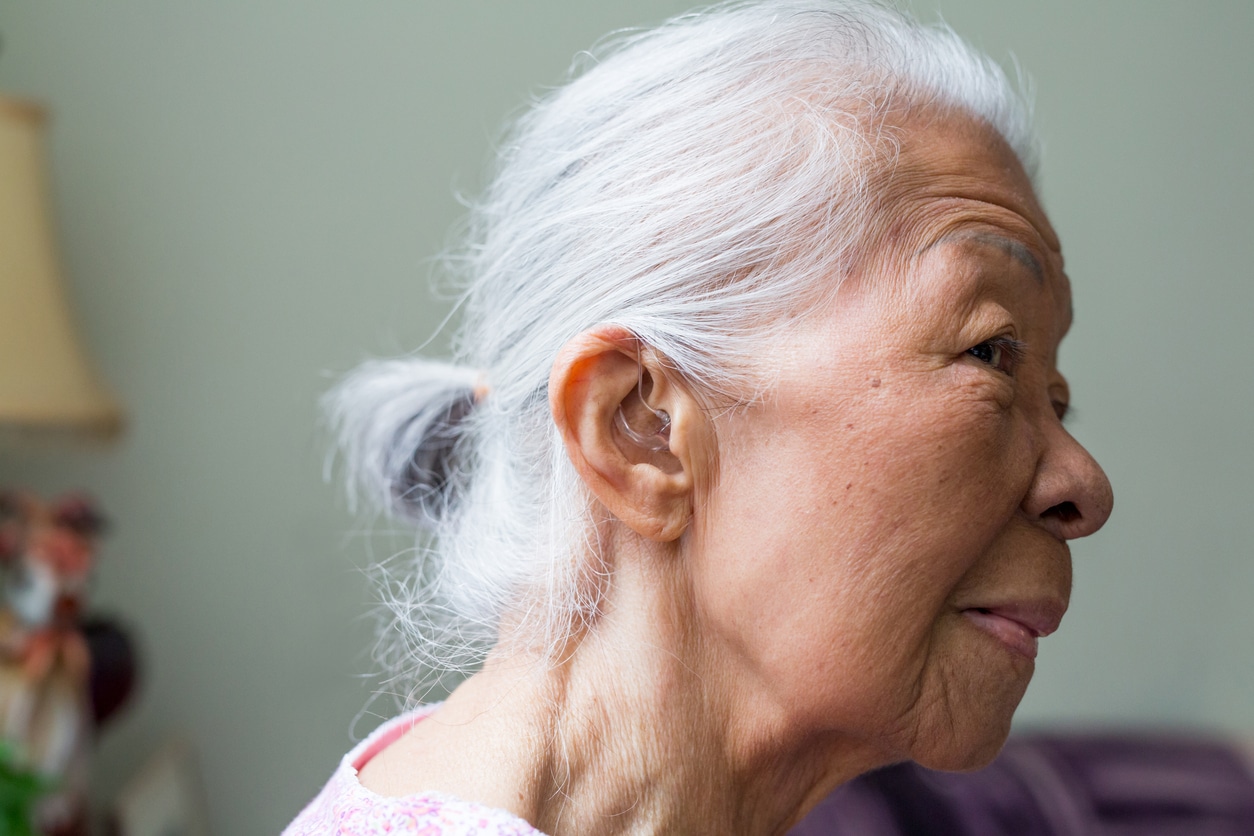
xmin=1021 ymin=422 xmax=1114 ymax=541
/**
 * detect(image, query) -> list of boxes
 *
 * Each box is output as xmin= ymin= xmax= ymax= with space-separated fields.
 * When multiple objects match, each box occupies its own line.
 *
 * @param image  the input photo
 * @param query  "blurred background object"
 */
xmin=0 ymin=96 xmax=121 ymax=440
xmin=105 ymin=739 xmax=209 ymax=836
xmin=0 ymin=88 xmax=135 ymax=834
xmin=791 ymin=733 xmax=1254 ymax=835
xmin=0 ymin=2 xmax=1250 ymax=833
xmin=0 ymin=492 xmax=97 ymax=835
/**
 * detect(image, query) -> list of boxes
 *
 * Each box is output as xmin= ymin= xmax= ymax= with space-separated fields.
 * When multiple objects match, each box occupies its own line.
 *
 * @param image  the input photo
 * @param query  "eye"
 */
xmin=966 ymin=337 xmax=1025 ymax=376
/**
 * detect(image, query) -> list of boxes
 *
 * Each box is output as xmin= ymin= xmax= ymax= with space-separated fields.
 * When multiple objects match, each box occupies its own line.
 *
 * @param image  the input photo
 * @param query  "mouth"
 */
xmin=961 ymin=601 xmax=1065 ymax=661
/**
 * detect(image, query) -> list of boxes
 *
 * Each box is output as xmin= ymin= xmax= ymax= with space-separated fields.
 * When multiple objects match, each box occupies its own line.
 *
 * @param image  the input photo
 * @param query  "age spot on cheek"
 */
xmin=870 ymin=377 xmax=882 ymax=388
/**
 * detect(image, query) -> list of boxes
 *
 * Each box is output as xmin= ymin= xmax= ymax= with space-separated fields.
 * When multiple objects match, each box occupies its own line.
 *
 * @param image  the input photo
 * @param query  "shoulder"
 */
xmin=282 ymin=708 xmax=549 ymax=836
xmin=284 ymin=783 xmax=544 ymax=836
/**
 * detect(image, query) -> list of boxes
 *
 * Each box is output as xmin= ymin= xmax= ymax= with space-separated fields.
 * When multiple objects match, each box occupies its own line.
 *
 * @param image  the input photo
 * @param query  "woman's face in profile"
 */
xmin=685 ymin=113 xmax=1114 ymax=770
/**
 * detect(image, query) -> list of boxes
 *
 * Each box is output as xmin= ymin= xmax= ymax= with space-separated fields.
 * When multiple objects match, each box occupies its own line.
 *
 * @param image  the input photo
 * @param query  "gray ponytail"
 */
xmin=326 ymin=358 xmax=480 ymax=527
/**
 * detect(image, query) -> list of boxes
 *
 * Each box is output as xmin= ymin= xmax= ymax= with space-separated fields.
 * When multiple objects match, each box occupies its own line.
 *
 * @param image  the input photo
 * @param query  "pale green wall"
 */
xmin=0 ymin=2 xmax=1250 ymax=833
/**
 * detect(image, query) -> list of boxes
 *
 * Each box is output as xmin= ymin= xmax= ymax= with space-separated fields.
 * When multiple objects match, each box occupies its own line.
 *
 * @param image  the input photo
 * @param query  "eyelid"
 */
xmin=1051 ymin=385 xmax=1072 ymax=423
xmin=1049 ymin=376 xmax=1071 ymax=423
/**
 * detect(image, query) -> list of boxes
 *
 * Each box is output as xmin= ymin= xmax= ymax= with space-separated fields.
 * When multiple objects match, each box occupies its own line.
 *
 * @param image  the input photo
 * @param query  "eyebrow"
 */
xmin=956 ymin=232 xmax=1045 ymax=284
xmin=921 ymin=231 xmax=1074 ymax=324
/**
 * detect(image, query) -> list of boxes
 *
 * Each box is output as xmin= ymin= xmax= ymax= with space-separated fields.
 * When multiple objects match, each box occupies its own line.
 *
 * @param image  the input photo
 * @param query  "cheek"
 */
xmin=840 ymin=383 xmax=1029 ymax=570
xmin=685 ymin=372 xmax=1040 ymax=740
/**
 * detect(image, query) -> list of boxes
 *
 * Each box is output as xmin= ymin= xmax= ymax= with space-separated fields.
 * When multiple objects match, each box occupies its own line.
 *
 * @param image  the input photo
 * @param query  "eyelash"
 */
xmin=966 ymin=336 xmax=1027 ymax=376
xmin=966 ymin=338 xmax=1074 ymax=422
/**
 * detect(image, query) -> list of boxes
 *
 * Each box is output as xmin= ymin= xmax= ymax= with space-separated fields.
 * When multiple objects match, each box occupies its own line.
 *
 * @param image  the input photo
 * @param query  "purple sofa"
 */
xmin=791 ymin=734 xmax=1254 ymax=835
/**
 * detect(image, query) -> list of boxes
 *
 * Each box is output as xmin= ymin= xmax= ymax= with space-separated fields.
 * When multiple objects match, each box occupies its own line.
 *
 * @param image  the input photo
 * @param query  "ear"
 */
xmin=549 ymin=326 xmax=705 ymax=542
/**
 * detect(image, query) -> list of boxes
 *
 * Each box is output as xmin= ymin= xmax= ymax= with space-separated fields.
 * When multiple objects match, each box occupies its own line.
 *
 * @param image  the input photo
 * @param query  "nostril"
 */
xmin=1043 ymin=501 xmax=1081 ymax=524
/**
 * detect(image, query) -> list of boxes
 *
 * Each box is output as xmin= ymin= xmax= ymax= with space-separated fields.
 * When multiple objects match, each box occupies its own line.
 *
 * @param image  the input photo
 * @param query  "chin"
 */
xmin=905 ymin=685 xmax=1026 ymax=773
xmin=911 ymin=723 xmax=1012 ymax=773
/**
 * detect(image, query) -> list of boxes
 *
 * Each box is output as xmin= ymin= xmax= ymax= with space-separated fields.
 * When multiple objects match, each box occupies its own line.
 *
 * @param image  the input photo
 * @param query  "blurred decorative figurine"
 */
xmin=0 ymin=493 xmax=101 ymax=684
xmin=0 ymin=492 xmax=107 ymax=836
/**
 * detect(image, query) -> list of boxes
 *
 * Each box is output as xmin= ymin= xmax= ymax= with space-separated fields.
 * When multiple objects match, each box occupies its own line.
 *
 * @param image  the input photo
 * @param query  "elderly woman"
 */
xmin=286 ymin=1 xmax=1113 ymax=833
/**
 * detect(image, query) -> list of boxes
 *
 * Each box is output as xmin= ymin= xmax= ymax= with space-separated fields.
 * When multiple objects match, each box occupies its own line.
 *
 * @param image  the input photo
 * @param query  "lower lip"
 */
xmin=962 ymin=609 xmax=1039 ymax=660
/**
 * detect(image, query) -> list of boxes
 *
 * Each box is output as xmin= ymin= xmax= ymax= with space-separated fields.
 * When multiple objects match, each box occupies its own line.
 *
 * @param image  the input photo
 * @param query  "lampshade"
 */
xmin=0 ymin=95 xmax=122 ymax=437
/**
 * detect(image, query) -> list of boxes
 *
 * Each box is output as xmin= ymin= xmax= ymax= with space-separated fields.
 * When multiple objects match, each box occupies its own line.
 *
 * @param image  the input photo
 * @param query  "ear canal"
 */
xmin=616 ymin=404 xmax=671 ymax=452
xmin=622 ymin=342 xmax=673 ymax=452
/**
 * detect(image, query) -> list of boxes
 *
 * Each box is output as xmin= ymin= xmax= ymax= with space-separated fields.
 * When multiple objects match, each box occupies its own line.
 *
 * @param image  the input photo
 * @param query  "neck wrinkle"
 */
xmin=497 ymin=545 xmax=883 ymax=836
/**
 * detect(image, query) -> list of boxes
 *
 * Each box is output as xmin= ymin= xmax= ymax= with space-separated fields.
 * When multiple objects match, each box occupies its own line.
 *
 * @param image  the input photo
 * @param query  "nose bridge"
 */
xmin=1025 ymin=410 xmax=1114 ymax=540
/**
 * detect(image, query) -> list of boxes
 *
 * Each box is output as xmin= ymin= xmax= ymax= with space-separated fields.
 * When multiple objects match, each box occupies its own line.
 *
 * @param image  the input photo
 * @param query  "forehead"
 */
xmin=848 ymin=112 xmax=1065 ymax=284
xmin=808 ymin=110 xmax=1075 ymax=345
xmin=875 ymin=109 xmax=1061 ymax=260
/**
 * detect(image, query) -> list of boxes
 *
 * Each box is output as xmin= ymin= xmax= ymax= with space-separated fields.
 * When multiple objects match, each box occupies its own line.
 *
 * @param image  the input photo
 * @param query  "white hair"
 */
xmin=327 ymin=0 xmax=1039 ymax=700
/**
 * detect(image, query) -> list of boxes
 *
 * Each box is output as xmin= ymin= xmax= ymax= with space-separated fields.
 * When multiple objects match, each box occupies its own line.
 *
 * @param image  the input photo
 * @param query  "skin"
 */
xmin=358 ymin=110 xmax=1114 ymax=835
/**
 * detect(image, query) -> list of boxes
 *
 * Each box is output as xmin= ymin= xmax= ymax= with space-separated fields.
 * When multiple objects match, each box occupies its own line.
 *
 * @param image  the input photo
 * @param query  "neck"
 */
xmin=422 ymin=550 xmax=888 ymax=835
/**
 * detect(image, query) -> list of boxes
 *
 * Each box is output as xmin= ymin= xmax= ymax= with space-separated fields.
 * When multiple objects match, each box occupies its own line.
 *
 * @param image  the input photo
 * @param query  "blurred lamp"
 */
xmin=0 ymin=94 xmax=121 ymax=438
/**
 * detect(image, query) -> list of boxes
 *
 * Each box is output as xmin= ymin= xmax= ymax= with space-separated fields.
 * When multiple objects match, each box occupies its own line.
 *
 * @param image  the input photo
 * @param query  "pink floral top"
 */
xmin=283 ymin=705 xmax=548 ymax=835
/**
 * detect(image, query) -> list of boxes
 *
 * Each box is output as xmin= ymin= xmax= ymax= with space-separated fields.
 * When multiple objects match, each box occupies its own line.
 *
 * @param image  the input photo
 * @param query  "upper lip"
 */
xmin=962 ymin=599 xmax=1066 ymax=637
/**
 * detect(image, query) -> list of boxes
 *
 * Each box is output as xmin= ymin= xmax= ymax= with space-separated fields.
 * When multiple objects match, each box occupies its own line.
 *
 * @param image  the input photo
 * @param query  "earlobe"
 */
xmin=549 ymin=327 xmax=698 ymax=542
